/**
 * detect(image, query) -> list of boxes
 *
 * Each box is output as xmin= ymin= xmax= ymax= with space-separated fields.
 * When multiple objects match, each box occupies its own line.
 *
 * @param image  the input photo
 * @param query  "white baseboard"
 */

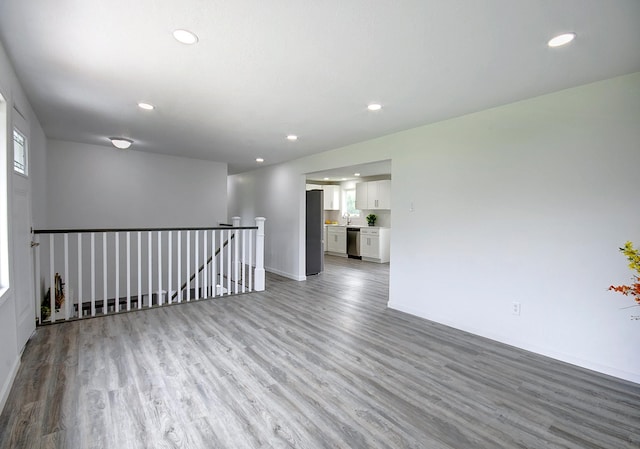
xmin=265 ymin=266 xmax=306 ymax=281
xmin=388 ymin=301 xmax=640 ymax=385
xmin=0 ymin=355 xmax=20 ymax=415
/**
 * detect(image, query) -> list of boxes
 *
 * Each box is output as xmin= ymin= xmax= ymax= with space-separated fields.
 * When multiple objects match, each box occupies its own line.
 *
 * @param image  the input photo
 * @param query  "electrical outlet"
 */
xmin=512 ymin=302 xmax=521 ymax=316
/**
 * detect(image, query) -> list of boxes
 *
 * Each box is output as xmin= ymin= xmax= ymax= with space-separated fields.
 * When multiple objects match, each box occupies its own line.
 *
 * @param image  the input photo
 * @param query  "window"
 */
xmin=13 ymin=128 xmax=27 ymax=175
xmin=343 ymin=188 xmax=360 ymax=217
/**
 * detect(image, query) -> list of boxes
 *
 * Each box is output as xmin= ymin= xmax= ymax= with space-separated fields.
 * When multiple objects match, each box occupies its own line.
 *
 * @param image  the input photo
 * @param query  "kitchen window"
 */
xmin=343 ymin=188 xmax=360 ymax=217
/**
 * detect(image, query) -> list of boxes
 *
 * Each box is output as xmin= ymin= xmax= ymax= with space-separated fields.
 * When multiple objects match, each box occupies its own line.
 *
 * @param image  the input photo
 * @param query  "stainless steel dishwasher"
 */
xmin=347 ymin=227 xmax=361 ymax=259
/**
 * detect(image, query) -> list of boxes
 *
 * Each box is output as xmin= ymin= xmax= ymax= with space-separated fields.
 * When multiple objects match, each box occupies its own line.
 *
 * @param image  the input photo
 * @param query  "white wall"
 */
xmin=228 ymin=163 xmax=306 ymax=280
xmin=228 ymin=72 xmax=640 ymax=383
xmin=46 ymin=140 xmax=228 ymax=229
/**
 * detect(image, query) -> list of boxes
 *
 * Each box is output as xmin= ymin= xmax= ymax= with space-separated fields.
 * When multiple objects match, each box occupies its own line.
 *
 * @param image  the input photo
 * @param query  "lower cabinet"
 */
xmin=360 ymin=227 xmax=390 ymax=263
xmin=326 ymin=226 xmax=347 ymax=255
xmin=324 ymin=226 xmax=328 ymax=252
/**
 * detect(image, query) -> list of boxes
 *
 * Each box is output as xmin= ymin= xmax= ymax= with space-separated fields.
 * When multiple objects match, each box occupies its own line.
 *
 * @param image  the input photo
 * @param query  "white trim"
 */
xmin=388 ymin=301 xmax=640 ymax=385
xmin=265 ymin=266 xmax=306 ymax=282
xmin=0 ymin=350 xmax=20 ymax=414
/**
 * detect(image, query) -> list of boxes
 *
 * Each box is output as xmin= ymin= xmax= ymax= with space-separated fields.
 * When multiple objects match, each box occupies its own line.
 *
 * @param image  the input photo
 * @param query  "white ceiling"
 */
xmin=0 ymin=1 xmax=639 ymax=174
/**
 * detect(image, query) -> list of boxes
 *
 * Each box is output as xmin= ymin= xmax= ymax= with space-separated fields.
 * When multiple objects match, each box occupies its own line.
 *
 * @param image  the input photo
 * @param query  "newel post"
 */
xmin=232 ymin=217 xmax=241 ymax=291
xmin=254 ymin=217 xmax=266 ymax=291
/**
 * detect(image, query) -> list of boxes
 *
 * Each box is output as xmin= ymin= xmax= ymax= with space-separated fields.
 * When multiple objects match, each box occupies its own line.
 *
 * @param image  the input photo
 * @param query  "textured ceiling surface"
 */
xmin=0 ymin=1 xmax=639 ymax=174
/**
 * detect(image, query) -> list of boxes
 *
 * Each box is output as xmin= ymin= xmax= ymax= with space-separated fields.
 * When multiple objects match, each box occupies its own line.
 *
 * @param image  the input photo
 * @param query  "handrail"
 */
xmin=34 ymin=225 xmax=257 ymax=234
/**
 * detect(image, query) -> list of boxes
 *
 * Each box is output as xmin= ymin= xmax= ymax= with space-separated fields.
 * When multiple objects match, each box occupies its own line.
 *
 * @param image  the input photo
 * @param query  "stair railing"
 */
xmin=32 ymin=217 xmax=266 ymax=324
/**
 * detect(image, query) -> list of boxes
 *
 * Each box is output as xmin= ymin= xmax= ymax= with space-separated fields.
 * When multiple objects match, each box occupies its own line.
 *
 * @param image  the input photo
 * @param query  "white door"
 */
xmin=12 ymin=120 xmax=35 ymax=351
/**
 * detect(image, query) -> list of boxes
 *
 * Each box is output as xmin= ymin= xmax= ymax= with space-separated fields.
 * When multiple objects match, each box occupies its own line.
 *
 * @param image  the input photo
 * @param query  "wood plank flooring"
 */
xmin=1 ymin=255 xmax=639 ymax=448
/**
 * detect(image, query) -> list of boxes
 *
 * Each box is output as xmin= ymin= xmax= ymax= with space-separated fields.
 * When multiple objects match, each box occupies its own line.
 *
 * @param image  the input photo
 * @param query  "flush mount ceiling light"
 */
xmin=354 ymin=173 xmax=361 ymax=177
xmin=256 ymin=157 xmax=264 ymax=163
xmin=173 ymin=29 xmax=199 ymax=45
xmin=367 ymin=103 xmax=382 ymax=111
xmin=137 ymin=102 xmax=155 ymax=110
xmin=548 ymin=32 xmax=576 ymax=48
xmin=286 ymin=135 xmax=298 ymax=141
xmin=109 ymin=137 xmax=133 ymax=149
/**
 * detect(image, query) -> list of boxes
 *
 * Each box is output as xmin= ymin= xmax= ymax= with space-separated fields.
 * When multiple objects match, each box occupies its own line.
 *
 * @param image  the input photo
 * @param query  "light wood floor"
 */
xmin=1 ymin=256 xmax=639 ymax=448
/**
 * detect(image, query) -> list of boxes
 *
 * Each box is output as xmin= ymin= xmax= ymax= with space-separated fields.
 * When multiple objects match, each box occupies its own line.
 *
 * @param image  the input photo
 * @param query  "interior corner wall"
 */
xmin=228 ymin=164 xmax=306 ymax=280
xmin=45 ymin=140 xmax=228 ymax=229
xmin=227 ymin=72 xmax=640 ymax=383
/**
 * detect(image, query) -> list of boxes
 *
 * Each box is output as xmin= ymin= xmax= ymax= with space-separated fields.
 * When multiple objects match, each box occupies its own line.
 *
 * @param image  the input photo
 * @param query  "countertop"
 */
xmin=324 ymin=224 xmax=390 ymax=229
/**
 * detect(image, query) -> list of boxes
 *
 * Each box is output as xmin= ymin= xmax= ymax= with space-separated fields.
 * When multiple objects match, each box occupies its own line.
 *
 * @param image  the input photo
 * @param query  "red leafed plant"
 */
xmin=608 ymin=241 xmax=640 ymax=319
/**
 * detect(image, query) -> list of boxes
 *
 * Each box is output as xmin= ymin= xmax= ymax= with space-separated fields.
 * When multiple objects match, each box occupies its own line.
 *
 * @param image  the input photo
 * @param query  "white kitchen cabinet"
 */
xmin=355 ymin=182 xmax=368 ymax=210
xmin=306 ymin=183 xmax=322 ymax=191
xmin=373 ymin=180 xmax=391 ymax=209
xmin=323 ymin=185 xmax=340 ymax=210
xmin=326 ymin=226 xmax=347 ymax=255
xmin=360 ymin=227 xmax=390 ymax=263
xmin=355 ymin=180 xmax=391 ymax=210
xmin=324 ymin=226 xmax=328 ymax=252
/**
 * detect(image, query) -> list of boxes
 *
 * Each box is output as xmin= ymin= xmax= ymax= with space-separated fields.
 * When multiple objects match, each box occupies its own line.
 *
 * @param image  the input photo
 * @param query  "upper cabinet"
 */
xmin=356 ymin=180 xmax=391 ymax=210
xmin=323 ymin=185 xmax=340 ymax=210
xmin=355 ymin=182 xmax=368 ymax=210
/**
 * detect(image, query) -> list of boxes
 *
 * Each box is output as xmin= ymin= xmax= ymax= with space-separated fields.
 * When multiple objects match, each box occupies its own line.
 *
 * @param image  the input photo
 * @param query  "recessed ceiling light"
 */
xmin=256 ymin=157 xmax=264 ymax=163
xmin=367 ymin=103 xmax=382 ymax=111
xmin=287 ymin=135 xmax=298 ymax=141
xmin=354 ymin=173 xmax=361 ymax=177
xmin=109 ymin=137 xmax=133 ymax=149
xmin=173 ymin=29 xmax=199 ymax=45
xmin=341 ymin=178 xmax=347 ymax=181
xmin=323 ymin=177 xmax=330 ymax=180
xmin=138 ymin=102 xmax=154 ymax=110
xmin=548 ymin=32 xmax=576 ymax=48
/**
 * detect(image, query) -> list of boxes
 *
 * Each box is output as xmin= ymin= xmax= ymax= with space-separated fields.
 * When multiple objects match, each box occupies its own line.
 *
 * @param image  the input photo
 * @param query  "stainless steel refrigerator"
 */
xmin=306 ymin=189 xmax=324 ymax=275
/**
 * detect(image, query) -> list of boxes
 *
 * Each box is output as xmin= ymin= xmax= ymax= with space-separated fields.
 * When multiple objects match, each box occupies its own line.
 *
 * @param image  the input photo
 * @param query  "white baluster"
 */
xmin=103 ymin=232 xmax=108 ymax=314
xmin=211 ymin=229 xmax=218 ymax=298
xmin=137 ymin=231 xmax=141 ymax=310
xmin=49 ymin=234 xmax=55 ymax=322
xmin=147 ymin=232 xmax=152 ymax=308
xmin=219 ymin=230 xmax=224 ymax=295
xmin=177 ymin=231 xmax=182 ymax=302
xmin=64 ymin=233 xmax=69 ymax=320
xmin=157 ymin=231 xmax=162 ymax=306
xmin=233 ymin=217 xmax=240 ymax=294
xmin=91 ymin=233 xmax=96 ymax=316
xmin=195 ymin=231 xmax=199 ymax=300
xmin=126 ymin=232 xmax=131 ymax=311
xmin=241 ymin=229 xmax=246 ymax=293
xmin=226 ymin=229 xmax=231 ymax=295
xmin=168 ymin=231 xmax=172 ymax=304
xmin=203 ymin=230 xmax=208 ymax=298
xmin=35 ymin=234 xmax=41 ymax=323
xmin=186 ymin=231 xmax=191 ymax=301
xmin=115 ymin=232 xmax=119 ymax=313
xmin=249 ymin=229 xmax=253 ymax=292
xmin=77 ymin=234 xmax=82 ymax=317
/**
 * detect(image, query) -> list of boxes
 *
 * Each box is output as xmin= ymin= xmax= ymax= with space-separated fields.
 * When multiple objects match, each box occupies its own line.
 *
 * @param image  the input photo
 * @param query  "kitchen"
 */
xmin=305 ymin=160 xmax=391 ymax=275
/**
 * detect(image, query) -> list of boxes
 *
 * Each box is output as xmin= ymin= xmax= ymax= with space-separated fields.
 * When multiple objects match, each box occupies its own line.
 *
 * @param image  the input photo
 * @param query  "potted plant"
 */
xmin=366 ymin=214 xmax=377 ymax=226
xmin=609 ymin=241 xmax=640 ymax=320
